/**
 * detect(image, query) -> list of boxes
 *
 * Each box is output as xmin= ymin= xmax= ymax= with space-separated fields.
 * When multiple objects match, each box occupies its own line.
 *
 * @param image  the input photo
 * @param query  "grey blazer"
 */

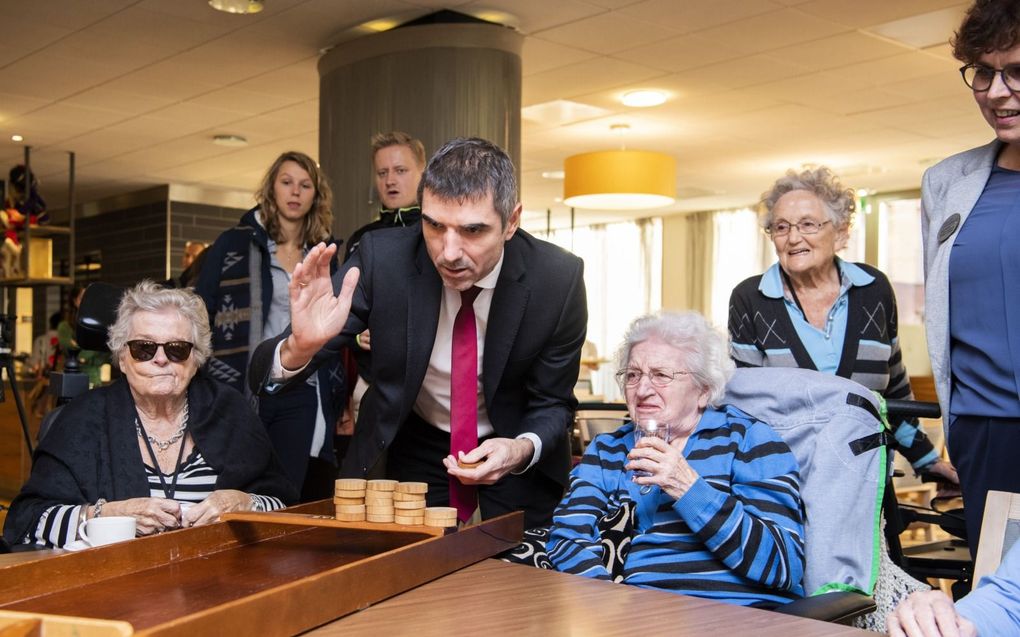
xmin=921 ymin=140 xmax=1001 ymax=435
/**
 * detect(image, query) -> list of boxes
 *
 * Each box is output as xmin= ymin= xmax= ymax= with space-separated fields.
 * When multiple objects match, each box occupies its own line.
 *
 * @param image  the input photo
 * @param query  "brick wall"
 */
xmin=169 ymin=201 xmax=247 ymax=281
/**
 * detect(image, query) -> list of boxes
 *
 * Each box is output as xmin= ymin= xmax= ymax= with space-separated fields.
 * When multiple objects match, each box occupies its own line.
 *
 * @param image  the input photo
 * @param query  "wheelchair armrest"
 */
xmin=773 ymin=591 xmax=876 ymax=625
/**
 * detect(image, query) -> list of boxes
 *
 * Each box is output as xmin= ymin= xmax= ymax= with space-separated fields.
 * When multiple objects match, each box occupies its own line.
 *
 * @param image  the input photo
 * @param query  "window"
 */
xmin=533 ymin=219 xmax=661 ymax=399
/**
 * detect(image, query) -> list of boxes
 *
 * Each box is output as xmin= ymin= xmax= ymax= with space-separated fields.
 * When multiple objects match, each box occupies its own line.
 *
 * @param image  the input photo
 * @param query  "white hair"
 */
xmin=106 ymin=280 xmax=212 ymax=369
xmin=615 ymin=311 xmax=734 ymax=405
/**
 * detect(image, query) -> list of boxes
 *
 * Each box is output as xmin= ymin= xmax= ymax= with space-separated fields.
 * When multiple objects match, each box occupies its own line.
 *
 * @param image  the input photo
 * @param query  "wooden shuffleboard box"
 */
xmin=0 ymin=501 xmax=523 ymax=636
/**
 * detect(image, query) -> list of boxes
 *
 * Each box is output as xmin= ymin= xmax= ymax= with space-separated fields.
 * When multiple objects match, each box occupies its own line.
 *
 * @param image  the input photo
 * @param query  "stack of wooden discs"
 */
xmin=334 ymin=478 xmax=367 ymax=521
xmin=392 ymin=482 xmax=428 ymax=525
xmin=424 ymin=506 xmax=458 ymax=528
xmin=365 ymin=479 xmax=398 ymax=523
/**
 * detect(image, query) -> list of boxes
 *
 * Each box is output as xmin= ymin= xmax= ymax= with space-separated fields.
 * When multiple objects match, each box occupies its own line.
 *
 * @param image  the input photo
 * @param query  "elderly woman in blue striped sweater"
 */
xmin=547 ymin=311 xmax=805 ymax=608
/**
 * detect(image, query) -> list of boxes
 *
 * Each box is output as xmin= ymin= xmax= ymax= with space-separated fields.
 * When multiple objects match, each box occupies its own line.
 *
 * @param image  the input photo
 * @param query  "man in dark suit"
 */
xmin=249 ymin=138 xmax=587 ymax=528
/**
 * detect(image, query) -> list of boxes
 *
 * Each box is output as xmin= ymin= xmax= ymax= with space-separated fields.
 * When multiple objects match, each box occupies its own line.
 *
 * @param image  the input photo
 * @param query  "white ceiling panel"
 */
xmin=766 ymin=31 xmax=911 ymax=71
xmin=695 ymin=9 xmax=849 ymax=54
xmin=612 ymin=33 xmax=751 ymax=74
xmin=521 ymin=38 xmax=598 ymax=77
xmin=0 ymin=0 xmax=997 ymax=221
xmin=536 ymin=12 xmax=679 ymax=55
xmin=102 ymin=63 xmax=225 ymax=101
xmin=63 ymin=87 xmax=176 ymax=115
xmin=796 ymin=0 xmax=968 ymax=30
xmin=618 ymin=0 xmax=783 ymax=34
xmin=0 ymin=92 xmax=51 ymax=120
xmin=0 ymin=0 xmax=134 ymax=31
xmin=0 ymin=51 xmax=123 ymax=100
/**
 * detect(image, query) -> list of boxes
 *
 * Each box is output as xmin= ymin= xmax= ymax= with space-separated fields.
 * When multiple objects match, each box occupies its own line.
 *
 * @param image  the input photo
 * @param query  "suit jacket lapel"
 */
xmin=405 ymin=241 xmax=442 ymax=394
xmin=484 ymin=239 xmax=529 ymax=407
xmin=944 ymin=142 xmax=999 ymax=234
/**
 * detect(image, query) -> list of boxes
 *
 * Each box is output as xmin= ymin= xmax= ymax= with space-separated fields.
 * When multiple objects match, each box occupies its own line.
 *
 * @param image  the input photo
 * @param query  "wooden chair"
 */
xmin=973 ymin=490 xmax=1020 ymax=585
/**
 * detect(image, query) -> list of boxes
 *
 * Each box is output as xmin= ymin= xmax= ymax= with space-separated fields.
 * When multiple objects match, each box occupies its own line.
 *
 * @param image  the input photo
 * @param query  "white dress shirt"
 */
xmin=272 ymin=251 xmax=541 ymax=469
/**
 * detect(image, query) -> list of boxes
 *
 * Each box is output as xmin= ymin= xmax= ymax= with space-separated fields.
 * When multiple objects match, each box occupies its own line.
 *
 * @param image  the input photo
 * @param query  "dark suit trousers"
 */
xmin=387 ymin=412 xmax=564 ymax=529
xmin=258 ymin=383 xmax=334 ymax=502
xmin=947 ymin=415 xmax=1020 ymax=558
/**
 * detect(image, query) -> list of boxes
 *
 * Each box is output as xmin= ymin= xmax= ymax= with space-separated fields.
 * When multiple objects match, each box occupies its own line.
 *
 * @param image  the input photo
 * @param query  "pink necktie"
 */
xmin=450 ymin=286 xmax=482 ymax=522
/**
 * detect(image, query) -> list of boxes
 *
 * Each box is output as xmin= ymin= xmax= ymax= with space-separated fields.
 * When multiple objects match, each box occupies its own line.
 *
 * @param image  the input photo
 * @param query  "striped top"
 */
xmin=32 ymin=451 xmax=285 ymax=548
xmin=728 ymin=260 xmax=938 ymax=469
xmin=546 ymin=406 xmax=805 ymax=607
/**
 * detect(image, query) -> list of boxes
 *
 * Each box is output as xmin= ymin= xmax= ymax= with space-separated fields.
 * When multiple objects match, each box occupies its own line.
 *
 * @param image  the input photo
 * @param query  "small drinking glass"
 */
xmin=632 ymin=419 xmax=671 ymax=494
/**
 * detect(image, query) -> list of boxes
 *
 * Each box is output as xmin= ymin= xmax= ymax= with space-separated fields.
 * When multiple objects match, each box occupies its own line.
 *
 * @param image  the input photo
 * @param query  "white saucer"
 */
xmin=63 ymin=540 xmax=92 ymax=551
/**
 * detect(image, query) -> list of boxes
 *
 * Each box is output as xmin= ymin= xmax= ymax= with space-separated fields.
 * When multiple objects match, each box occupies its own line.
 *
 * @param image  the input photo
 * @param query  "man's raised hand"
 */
xmin=282 ymin=243 xmax=360 ymax=369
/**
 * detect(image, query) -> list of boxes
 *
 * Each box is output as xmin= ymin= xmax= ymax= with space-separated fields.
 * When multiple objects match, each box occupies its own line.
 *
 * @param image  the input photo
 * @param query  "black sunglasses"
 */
xmin=126 ymin=340 xmax=194 ymax=363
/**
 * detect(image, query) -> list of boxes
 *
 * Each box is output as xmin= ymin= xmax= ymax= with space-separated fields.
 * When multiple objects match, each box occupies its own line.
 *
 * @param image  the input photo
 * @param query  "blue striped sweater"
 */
xmin=547 ymin=405 xmax=806 ymax=607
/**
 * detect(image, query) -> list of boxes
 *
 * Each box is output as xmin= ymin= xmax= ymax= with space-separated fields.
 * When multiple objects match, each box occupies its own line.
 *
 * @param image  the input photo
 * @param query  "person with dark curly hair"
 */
xmin=922 ymin=0 xmax=1020 ymax=557
xmin=729 ymin=166 xmax=957 ymax=486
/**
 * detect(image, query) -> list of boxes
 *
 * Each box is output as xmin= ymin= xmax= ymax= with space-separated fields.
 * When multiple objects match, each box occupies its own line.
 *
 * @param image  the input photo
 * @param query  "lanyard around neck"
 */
xmin=137 ymin=414 xmax=188 ymax=501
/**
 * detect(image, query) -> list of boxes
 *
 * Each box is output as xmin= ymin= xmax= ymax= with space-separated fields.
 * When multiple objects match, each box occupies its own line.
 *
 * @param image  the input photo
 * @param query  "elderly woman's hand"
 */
xmin=181 ymin=489 xmax=252 ymax=527
xmin=627 ymin=437 xmax=700 ymax=500
xmin=101 ymin=497 xmax=182 ymax=536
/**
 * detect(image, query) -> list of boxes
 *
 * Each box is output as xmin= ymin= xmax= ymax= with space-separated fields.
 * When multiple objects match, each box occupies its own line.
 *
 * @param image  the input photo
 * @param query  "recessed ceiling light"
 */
xmin=208 ymin=0 xmax=264 ymax=15
xmin=541 ymin=171 xmax=565 ymax=180
xmin=464 ymin=9 xmax=520 ymax=29
xmin=212 ymin=134 xmax=248 ymax=147
xmin=621 ymin=90 xmax=667 ymax=108
xmin=361 ymin=18 xmax=399 ymax=32
xmin=11 ymin=134 xmax=23 ymax=142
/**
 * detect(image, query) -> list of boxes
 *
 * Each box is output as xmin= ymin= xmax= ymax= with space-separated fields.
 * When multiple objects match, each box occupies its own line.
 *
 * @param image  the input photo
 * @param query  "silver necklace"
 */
xmin=136 ymin=402 xmax=189 ymax=452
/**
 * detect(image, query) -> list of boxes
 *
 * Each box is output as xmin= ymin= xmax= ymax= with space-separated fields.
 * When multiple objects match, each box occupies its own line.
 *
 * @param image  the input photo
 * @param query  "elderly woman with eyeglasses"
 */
xmin=728 ymin=166 xmax=957 ymax=487
xmin=3 ymin=281 xmax=296 ymax=548
xmin=547 ymin=312 xmax=805 ymax=608
xmin=918 ymin=0 xmax=1020 ymax=557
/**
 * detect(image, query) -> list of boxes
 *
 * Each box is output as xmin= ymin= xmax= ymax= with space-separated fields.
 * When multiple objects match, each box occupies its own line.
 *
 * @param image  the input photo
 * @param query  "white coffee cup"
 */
xmin=78 ymin=516 xmax=137 ymax=547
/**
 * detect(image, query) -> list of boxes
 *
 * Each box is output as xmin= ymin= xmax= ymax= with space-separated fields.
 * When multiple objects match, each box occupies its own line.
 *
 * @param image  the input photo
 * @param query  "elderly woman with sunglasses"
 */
xmin=728 ymin=166 xmax=957 ymax=486
xmin=3 ymin=281 xmax=296 ymax=548
xmin=919 ymin=0 xmax=1020 ymax=557
xmin=547 ymin=312 xmax=805 ymax=607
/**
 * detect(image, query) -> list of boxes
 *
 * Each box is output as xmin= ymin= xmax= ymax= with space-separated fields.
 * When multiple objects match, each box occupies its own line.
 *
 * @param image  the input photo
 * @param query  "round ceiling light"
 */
xmin=209 ymin=0 xmax=264 ymax=15
xmin=621 ymin=90 xmax=667 ymax=108
xmin=212 ymin=134 xmax=249 ymax=147
xmin=11 ymin=134 xmax=23 ymax=142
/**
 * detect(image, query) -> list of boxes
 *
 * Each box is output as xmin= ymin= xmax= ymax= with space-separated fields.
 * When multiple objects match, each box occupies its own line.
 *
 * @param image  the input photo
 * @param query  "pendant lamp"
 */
xmin=563 ymin=150 xmax=676 ymax=210
xmin=563 ymin=125 xmax=676 ymax=210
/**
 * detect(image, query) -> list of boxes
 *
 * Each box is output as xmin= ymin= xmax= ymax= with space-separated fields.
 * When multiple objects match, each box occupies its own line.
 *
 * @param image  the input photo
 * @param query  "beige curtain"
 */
xmin=662 ymin=211 xmax=713 ymax=315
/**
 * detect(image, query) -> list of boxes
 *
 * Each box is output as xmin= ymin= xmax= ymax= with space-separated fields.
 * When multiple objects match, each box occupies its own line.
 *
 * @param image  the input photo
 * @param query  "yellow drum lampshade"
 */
xmin=563 ymin=150 xmax=676 ymax=210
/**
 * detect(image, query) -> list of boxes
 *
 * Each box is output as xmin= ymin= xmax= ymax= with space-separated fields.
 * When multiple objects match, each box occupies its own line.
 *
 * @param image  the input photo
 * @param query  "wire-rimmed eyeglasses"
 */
xmin=765 ymin=219 xmax=831 ymax=237
xmin=616 ymin=368 xmax=690 ymax=388
xmin=960 ymin=63 xmax=1020 ymax=93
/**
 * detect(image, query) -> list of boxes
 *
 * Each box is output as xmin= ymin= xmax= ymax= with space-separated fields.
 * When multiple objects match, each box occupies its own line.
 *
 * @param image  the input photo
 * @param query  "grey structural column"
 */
xmin=318 ymin=20 xmax=523 ymax=242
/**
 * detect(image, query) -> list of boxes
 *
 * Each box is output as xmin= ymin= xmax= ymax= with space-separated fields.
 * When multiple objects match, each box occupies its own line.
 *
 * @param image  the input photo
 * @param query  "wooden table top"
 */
xmin=309 ymin=559 xmax=878 ymax=637
xmin=0 ymin=540 xmax=878 ymax=636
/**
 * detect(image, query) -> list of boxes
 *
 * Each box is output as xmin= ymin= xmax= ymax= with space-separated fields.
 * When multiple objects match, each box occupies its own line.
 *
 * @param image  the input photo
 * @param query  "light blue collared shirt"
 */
xmin=758 ymin=258 xmax=874 ymax=374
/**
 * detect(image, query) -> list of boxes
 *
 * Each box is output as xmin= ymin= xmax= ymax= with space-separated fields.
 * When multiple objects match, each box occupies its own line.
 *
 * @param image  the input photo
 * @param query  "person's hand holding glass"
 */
xmin=632 ymin=418 xmax=671 ymax=494
xmin=617 ymin=364 xmax=702 ymax=500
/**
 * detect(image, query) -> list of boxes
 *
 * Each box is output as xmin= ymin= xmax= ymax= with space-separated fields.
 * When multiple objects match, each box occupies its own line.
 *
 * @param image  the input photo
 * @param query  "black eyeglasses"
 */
xmin=766 ymin=219 xmax=831 ymax=237
xmin=960 ymin=63 xmax=1020 ymax=92
xmin=616 ymin=368 xmax=690 ymax=388
xmin=126 ymin=340 xmax=194 ymax=363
